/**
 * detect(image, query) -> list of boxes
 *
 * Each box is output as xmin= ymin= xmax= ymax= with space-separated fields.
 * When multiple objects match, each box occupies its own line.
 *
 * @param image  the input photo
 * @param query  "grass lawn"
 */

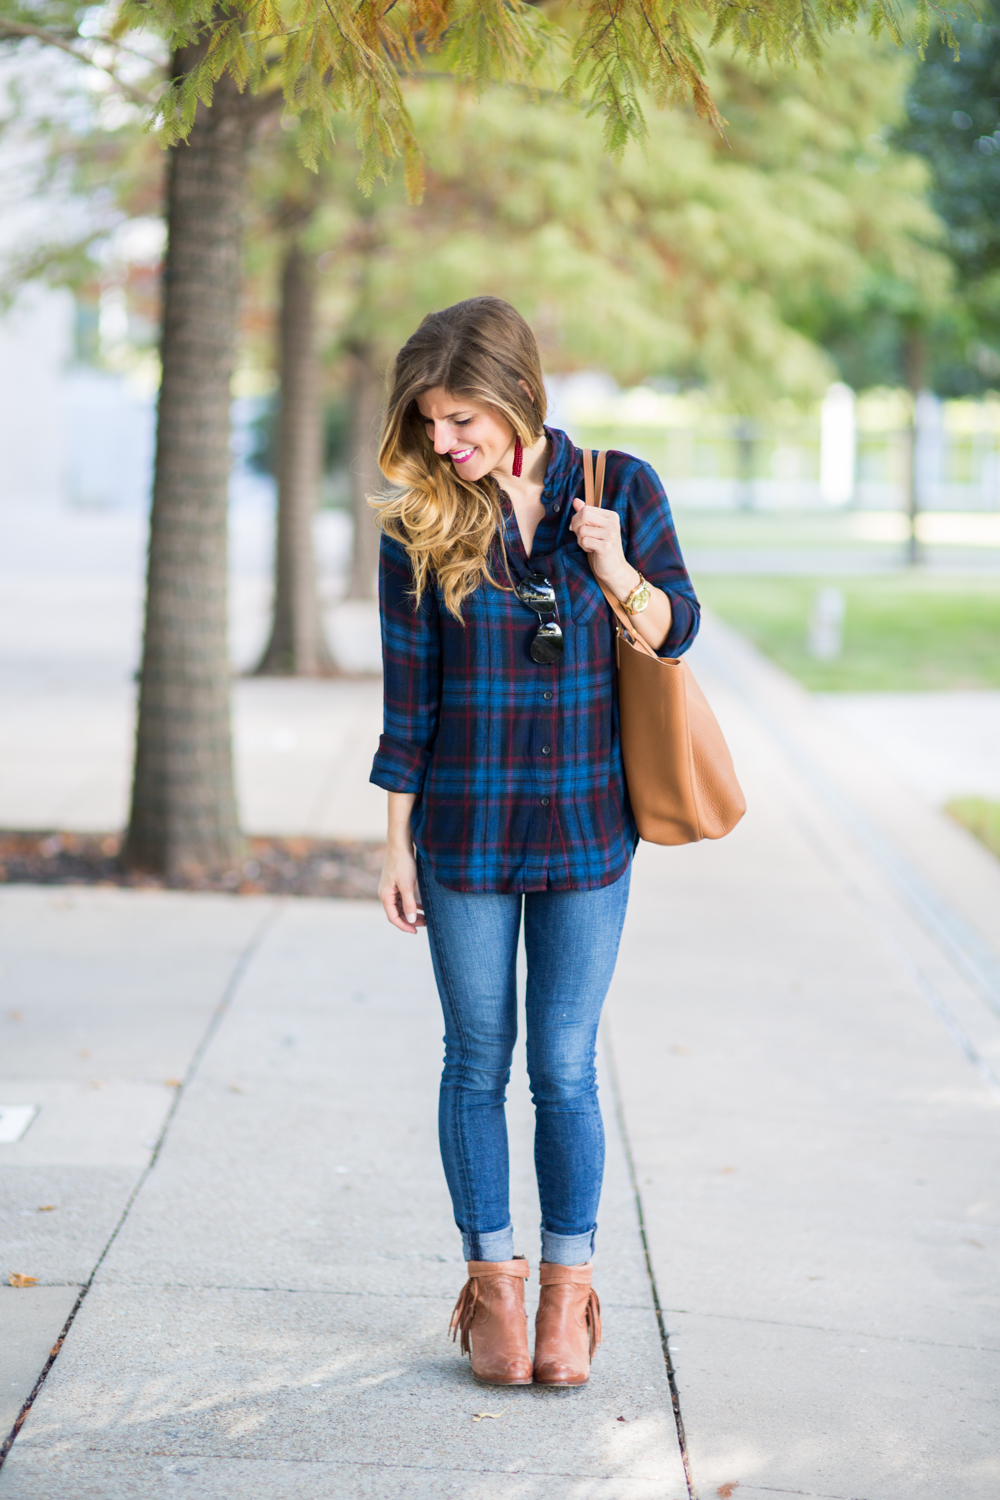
xmin=946 ymin=798 xmax=1000 ymax=861
xmin=695 ymin=573 xmax=1000 ymax=691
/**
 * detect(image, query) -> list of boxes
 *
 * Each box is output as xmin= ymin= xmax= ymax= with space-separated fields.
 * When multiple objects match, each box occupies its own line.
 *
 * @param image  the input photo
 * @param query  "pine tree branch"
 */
xmin=0 ymin=17 xmax=155 ymax=107
xmin=415 ymin=67 xmax=565 ymax=103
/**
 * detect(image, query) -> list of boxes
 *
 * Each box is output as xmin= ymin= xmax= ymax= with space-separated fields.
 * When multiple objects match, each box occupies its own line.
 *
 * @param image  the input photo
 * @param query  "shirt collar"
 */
xmin=539 ymin=427 xmax=578 ymax=511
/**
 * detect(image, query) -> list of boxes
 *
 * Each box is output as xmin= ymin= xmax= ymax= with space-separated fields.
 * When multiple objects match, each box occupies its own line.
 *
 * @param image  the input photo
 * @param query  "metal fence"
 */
xmin=558 ymin=383 xmax=1000 ymax=513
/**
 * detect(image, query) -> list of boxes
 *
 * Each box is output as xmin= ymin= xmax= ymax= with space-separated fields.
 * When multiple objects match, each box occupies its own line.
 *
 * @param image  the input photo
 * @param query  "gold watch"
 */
xmin=619 ymin=573 xmax=651 ymax=615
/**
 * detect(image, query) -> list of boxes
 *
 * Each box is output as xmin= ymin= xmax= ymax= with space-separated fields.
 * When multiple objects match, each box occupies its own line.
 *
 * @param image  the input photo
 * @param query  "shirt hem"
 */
xmin=414 ymin=842 xmax=632 ymax=895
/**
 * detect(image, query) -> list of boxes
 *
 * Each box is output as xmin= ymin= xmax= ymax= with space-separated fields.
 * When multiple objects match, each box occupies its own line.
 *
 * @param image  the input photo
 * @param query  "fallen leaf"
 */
xmin=471 ymin=1406 xmax=511 ymax=1422
xmin=964 ymin=1238 xmax=985 ymax=1249
xmin=37 ymin=1205 xmax=57 ymax=1213
xmin=229 ymin=1083 xmax=247 ymax=1094
xmin=165 ymin=1078 xmax=182 ymax=1089
xmin=720 ymin=1166 xmax=737 ymax=1175
xmin=717 ymin=1484 xmax=739 ymax=1498
xmin=9 ymin=1010 xmax=23 ymax=1023
xmin=79 ymin=1049 xmax=90 ymax=1059
xmin=88 ymin=1080 xmax=105 ymax=1090
xmin=9 ymin=1274 xmax=39 ymax=1288
xmin=617 ymin=1415 xmax=626 ymax=1423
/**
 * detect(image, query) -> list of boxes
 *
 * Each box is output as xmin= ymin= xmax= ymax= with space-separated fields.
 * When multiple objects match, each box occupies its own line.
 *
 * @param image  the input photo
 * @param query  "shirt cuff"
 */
xmin=370 ymin=734 xmax=432 ymax=794
xmin=656 ymin=592 xmax=699 ymax=658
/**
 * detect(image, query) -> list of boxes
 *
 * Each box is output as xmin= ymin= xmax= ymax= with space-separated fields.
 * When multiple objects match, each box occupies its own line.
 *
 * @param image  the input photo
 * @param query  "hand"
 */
xmin=569 ymin=498 xmax=636 ymax=599
xmin=378 ymin=845 xmax=425 ymax=935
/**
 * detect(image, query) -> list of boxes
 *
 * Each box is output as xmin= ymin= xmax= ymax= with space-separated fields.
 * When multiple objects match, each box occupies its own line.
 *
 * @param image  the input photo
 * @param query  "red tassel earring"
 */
xmin=512 ymin=435 xmax=524 ymax=478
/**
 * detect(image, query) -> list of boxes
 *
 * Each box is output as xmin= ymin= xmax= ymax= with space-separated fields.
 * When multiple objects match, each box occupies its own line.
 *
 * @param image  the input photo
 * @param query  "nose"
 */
xmin=431 ymin=423 xmax=452 ymax=455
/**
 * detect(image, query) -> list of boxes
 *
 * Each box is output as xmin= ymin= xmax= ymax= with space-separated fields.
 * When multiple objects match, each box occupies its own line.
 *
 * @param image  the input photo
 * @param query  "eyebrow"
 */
xmin=419 ymin=405 xmax=474 ymax=422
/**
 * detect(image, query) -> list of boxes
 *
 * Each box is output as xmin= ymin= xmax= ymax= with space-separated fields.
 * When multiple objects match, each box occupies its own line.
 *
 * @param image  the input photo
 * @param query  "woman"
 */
xmin=370 ymin=297 xmax=699 ymax=1388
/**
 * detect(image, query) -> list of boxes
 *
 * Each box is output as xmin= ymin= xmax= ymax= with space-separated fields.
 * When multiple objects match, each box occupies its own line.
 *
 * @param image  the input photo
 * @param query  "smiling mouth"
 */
xmin=450 ymin=447 xmax=476 ymax=463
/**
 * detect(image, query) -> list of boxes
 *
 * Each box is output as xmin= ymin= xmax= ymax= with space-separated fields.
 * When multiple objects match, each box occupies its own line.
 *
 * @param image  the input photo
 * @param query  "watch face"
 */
xmin=627 ymin=580 xmax=650 ymax=613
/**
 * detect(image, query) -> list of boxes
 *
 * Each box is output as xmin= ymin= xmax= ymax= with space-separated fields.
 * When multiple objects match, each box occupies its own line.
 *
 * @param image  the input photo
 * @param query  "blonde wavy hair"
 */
xmin=373 ymin=296 xmax=547 ymax=620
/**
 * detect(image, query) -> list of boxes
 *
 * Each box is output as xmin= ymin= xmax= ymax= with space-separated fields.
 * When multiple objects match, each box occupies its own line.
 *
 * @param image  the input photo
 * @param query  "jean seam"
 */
xmin=422 ymin=856 xmax=631 ymax=1258
xmin=523 ymin=863 xmax=630 ymax=1239
xmin=422 ymin=856 xmax=519 ymax=1242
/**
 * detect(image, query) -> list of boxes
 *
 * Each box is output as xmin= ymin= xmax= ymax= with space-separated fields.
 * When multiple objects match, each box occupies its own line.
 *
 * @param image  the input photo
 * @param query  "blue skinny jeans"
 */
xmin=417 ymin=856 xmax=631 ymax=1266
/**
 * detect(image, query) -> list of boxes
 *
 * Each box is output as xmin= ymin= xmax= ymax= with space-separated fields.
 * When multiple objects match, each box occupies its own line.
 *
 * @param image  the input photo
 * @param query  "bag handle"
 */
xmin=581 ymin=449 xmax=660 ymax=661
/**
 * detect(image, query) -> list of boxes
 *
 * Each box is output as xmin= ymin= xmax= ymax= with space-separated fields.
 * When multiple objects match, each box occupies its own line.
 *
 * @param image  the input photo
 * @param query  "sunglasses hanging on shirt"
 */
xmin=516 ymin=571 xmax=564 ymax=664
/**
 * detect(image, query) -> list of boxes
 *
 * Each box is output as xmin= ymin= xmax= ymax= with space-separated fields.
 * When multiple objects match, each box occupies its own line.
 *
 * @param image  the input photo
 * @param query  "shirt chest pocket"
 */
xmin=559 ymin=548 xmax=611 ymax=626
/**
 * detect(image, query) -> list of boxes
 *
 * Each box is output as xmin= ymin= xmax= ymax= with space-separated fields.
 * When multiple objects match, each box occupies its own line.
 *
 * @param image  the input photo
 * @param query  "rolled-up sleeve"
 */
xmin=624 ymin=461 xmax=700 ymax=657
xmin=370 ymin=533 xmax=442 ymax=793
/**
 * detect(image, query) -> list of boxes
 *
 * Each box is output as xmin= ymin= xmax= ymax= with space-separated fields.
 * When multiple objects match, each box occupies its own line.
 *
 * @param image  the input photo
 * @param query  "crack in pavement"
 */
xmin=0 ymin=900 xmax=283 ymax=1472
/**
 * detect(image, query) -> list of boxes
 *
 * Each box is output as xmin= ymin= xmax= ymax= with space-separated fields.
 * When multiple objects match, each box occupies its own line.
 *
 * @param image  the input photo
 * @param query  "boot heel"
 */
xmin=450 ymin=1257 xmax=533 ymax=1386
xmin=533 ymin=1262 xmax=601 ymax=1386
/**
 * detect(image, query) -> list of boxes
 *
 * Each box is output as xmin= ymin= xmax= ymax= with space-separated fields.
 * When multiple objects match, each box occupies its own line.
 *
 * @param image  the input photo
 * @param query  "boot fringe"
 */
xmin=586 ymin=1287 xmax=602 ymax=1358
xmin=449 ymin=1277 xmax=478 ymax=1358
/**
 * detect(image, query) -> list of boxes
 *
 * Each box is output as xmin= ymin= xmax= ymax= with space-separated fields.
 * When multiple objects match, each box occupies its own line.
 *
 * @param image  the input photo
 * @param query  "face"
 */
xmin=415 ymin=387 xmax=515 ymax=483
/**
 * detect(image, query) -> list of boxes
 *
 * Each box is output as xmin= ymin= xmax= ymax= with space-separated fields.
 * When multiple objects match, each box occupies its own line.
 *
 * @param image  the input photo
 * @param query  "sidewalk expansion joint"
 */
xmin=0 ymin=899 xmax=284 ymax=1473
xmin=702 ymin=632 xmax=1000 ymax=1103
xmin=719 ymin=1486 xmax=878 ymax=1500
xmin=96 ymin=1279 xmax=658 ymax=1309
xmin=71 ymin=1446 xmax=673 ymax=1481
xmin=604 ymin=1025 xmax=698 ymax=1500
xmin=660 ymin=1306 xmax=1000 ymax=1352
xmin=787 ymin=801 xmax=1000 ymax=1103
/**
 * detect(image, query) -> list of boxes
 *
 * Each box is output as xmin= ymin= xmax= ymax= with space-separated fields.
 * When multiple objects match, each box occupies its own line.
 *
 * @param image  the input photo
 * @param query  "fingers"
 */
xmin=381 ymin=885 xmax=422 ymax=934
xmin=570 ymin=498 xmax=619 ymax=533
xmin=570 ymin=508 xmax=622 ymax=554
xmin=379 ymin=880 xmax=411 ymax=934
xmin=379 ymin=875 xmax=425 ymax=935
xmin=378 ymin=844 xmax=426 ymax=935
xmin=398 ymin=870 xmax=425 ymax=930
xmin=568 ymin=497 xmax=585 ymax=535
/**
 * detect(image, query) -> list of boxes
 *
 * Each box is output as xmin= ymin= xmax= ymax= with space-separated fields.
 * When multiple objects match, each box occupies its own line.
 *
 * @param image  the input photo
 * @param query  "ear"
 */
xmin=517 ymin=379 xmax=535 ymax=404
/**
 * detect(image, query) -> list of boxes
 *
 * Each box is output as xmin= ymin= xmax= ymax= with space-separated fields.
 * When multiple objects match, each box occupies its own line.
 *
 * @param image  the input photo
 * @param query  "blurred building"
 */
xmin=0 ymin=283 xmax=271 ymax=514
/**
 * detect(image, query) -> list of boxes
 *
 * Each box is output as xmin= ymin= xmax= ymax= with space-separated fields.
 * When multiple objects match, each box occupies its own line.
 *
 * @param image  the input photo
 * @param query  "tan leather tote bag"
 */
xmin=583 ymin=449 xmax=746 ymax=846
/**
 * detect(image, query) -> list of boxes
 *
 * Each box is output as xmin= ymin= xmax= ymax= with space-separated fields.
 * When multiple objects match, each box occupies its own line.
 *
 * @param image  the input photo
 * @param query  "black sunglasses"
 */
xmin=516 ymin=571 xmax=564 ymax=665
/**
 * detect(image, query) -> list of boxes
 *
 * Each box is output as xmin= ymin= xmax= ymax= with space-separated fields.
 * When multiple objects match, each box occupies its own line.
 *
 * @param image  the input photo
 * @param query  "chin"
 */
xmin=454 ymin=457 xmax=490 ymax=482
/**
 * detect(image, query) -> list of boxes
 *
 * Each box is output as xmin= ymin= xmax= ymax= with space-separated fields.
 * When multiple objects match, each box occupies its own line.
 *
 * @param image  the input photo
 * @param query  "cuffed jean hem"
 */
xmin=541 ymin=1227 xmax=597 ymax=1265
xmin=461 ymin=1224 xmax=515 ymax=1263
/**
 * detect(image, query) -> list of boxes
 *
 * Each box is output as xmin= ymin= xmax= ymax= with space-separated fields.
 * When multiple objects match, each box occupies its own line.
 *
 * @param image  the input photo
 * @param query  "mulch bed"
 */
xmin=0 ymin=831 xmax=385 ymax=899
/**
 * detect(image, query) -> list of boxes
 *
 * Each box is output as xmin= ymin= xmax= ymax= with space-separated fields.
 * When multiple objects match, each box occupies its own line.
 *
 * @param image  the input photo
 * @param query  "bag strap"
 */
xmin=581 ymin=449 xmax=659 ymax=661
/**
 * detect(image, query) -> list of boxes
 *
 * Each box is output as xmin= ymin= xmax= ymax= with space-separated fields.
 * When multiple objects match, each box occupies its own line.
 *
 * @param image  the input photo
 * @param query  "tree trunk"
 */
xmin=124 ymin=59 xmax=254 ymax=877
xmin=347 ymin=342 xmax=383 ymax=600
xmin=253 ymin=239 xmax=336 ymax=675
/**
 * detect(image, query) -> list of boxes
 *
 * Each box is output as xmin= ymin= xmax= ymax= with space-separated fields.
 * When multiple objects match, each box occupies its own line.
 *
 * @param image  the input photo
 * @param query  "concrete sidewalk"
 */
xmin=0 ymin=500 xmax=385 ymax=838
xmin=1 ymin=618 xmax=999 ymax=1498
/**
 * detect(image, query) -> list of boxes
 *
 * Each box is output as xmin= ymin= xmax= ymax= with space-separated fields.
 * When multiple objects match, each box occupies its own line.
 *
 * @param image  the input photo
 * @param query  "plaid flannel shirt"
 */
xmin=370 ymin=426 xmax=700 ymax=892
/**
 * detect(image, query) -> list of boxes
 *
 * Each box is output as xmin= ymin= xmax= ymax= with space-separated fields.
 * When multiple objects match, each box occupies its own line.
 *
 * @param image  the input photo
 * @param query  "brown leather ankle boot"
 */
xmin=449 ymin=1258 xmax=533 ymax=1385
xmin=533 ymin=1262 xmax=602 ymax=1386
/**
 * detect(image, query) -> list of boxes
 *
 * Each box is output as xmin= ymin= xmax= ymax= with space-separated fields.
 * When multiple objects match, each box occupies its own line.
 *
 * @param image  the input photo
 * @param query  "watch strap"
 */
xmin=621 ymin=575 xmax=650 ymax=614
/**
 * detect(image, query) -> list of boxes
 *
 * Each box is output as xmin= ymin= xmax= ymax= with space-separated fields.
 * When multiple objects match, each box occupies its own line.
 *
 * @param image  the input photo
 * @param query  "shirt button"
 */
xmin=542 ymin=691 xmax=553 ymax=701
xmin=540 ymin=797 xmax=550 ymax=806
xmin=541 ymin=745 xmax=551 ymax=755
xmin=553 ymin=503 xmax=561 ymax=514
